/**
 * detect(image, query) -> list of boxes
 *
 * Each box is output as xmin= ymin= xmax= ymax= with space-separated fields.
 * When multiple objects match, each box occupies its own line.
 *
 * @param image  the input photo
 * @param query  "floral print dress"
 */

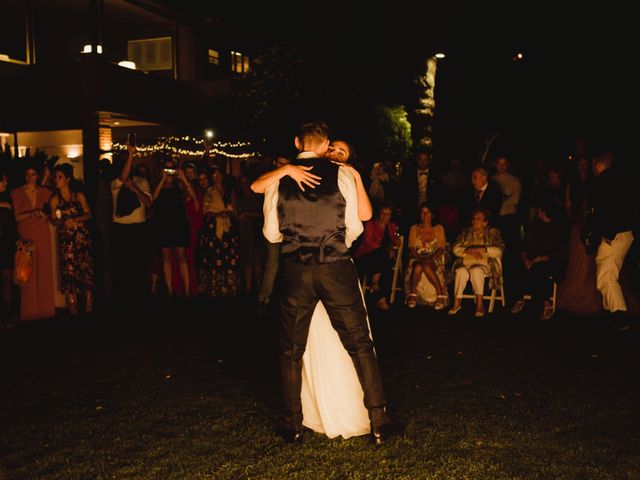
xmin=56 ymin=194 xmax=94 ymax=294
xmin=199 ymin=187 xmax=239 ymax=296
xmin=407 ymin=233 xmax=449 ymax=306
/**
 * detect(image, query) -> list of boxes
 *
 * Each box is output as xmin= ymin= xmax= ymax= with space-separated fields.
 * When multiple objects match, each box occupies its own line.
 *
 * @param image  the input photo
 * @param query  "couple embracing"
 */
xmin=257 ymin=121 xmax=393 ymax=444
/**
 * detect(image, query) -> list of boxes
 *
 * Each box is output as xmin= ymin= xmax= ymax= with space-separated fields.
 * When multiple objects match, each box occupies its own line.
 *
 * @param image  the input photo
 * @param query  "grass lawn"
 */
xmin=1 ymin=298 xmax=639 ymax=479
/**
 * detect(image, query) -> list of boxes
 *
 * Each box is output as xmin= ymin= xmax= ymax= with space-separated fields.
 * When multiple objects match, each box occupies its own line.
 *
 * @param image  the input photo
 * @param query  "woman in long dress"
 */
xmin=251 ymin=141 xmax=374 ymax=439
xmin=556 ymin=157 xmax=602 ymax=314
xmin=49 ymin=164 xmax=94 ymax=314
xmin=11 ymin=164 xmax=55 ymax=321
xmin=199 ymin=168 xmax=239 ymax=297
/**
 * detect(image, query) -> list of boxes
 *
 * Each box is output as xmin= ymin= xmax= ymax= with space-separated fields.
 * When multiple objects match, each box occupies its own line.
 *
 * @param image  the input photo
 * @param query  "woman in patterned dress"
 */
xmin=406 ymin=203 xmax=448 ymax=309
xmin=49 ymin=164 xmax=94 ymax=314
xmin=199 ymin=168 xmax=239 ymax=296
xmin=448 ymin=209 xmax=504 ymax=317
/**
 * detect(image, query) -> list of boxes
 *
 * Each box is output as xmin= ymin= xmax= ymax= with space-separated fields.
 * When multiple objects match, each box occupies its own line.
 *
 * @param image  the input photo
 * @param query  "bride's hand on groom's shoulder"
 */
xmin=340 ymin=164 xmax=362 ymax=182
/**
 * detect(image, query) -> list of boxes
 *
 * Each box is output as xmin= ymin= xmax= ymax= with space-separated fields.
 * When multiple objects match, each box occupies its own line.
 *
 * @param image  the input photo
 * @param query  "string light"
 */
xmin=111 ymin=136 xmax=259 ymax=159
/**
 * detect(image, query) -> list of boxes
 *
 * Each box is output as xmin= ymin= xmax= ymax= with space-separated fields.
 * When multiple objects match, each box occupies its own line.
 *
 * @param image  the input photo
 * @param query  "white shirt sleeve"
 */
xmin=111 ymin=178 xmax=123 ymax=193
xmin=134 ymin=177 xmax=152 ymax=199
xmin=262 ymin=181 xmax=283 ymax=243
xmin=338 ymin=168 xmax=364 ymax=247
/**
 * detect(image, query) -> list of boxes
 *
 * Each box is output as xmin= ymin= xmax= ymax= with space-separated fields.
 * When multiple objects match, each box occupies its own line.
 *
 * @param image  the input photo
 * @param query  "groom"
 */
xmin=263 ymin=121 xmax=392 ymax=444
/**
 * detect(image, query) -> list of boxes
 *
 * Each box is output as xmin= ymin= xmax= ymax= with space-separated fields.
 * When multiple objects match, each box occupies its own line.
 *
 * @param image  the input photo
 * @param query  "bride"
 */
xmin=252 ymin=141 xmax=374 ymax=439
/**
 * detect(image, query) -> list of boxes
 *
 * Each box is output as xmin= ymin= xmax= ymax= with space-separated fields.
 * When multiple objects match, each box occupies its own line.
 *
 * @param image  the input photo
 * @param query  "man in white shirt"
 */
xmin=262 ymin=121 xmax=391 ymax=445
xmin=111 ymin=145 xmax=152 ymax=308
xmin=492 ymin=156 xmax=523 ymax=292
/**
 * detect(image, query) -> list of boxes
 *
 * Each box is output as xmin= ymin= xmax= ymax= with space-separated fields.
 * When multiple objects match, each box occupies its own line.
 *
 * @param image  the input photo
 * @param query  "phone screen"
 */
xmin=127 ymin=132 xmax=137 ymax=147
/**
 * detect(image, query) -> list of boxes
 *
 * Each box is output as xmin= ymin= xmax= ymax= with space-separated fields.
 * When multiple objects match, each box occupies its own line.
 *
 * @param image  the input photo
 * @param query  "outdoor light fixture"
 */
xmin=81 ymin=44 xmax=103 ymax=54
xmin=512 ymin=52 xmax=524 ymax=61
xmin=435 ymin=52 xmax=446 ymax=59
xmin=205 ymin=130 xmax=214 ymax=139
xmin=66 ymin=147 xmax=82 ymax=159
xmin=118 ymin=60 xmax=136 ymax=69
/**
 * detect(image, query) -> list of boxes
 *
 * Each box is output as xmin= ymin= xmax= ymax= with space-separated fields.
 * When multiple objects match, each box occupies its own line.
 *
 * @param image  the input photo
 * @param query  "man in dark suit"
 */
xmin=262 ymin=121 xmax=392 ymax=445
xmin=468 ymin=167 xmax=503 ymax=224
xmin=400 ymin=148 xmax=438 ymax=230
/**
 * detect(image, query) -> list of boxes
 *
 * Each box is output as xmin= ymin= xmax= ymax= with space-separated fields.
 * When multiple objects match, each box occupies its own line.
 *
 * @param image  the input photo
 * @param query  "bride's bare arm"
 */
xmin=340 ymin=164 xmax=372 ymax=221
xmin=251 ymin=164 xmax=321 ymax=194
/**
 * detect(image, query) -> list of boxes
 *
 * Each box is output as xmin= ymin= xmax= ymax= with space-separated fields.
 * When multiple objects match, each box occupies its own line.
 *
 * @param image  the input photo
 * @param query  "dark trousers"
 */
xmin=515 ymin=261 xmax=554 ymax=309
xmin=113 ymin=222 xmax=149 ymax=309
xmin=277 ymin=259 xmax=388 ymax=430
xmin=355 ymin=248 xmax=393 ymax=301
xmin=496 ymin=214 xmax=522 ymax=301
xmin=258 ymin=241 xmax=280 ymax=304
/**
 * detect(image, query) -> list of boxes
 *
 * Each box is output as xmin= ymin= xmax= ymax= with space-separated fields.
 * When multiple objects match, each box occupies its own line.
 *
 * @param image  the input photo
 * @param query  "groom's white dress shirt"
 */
xmin=263 ymin=151 xmax=363 ymax=248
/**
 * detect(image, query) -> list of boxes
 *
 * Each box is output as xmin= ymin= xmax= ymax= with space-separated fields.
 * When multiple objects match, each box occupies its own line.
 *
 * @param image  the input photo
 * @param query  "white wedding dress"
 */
xmin=300 ymin=298 xmax=372 ymax=439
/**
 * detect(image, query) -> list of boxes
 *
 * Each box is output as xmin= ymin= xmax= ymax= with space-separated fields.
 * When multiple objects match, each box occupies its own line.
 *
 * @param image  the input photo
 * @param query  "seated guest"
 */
xmin=353 ymin=203 xmax=399 ymax=310
xmin=405 ymin=203 xmax=447 ymax=310
xmin=448 ymin=209 xmax=504 ymax=317
xmin=511 ymin=202 xmax=569 ymax=319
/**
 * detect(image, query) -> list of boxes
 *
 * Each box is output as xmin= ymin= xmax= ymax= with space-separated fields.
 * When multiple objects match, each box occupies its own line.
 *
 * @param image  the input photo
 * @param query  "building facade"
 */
xmin=0 ymin=0 xmax=251 ymax=199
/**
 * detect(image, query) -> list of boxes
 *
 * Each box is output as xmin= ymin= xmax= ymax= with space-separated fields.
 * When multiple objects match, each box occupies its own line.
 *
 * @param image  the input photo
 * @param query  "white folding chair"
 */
xmin=460 ymin=274 xmax=506 ymax=313
xmin=522 ymin=278 xmax=557 ymax=314
xmin=389 ymin=235 xmax=404 ymax=304
xmin=360 ymin=235 xmax=404 ymax=304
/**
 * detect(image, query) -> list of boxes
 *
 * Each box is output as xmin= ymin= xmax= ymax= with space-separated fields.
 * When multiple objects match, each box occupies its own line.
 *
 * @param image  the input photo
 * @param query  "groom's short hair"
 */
xmin=298 ymin=121 xmax=330 ymax=146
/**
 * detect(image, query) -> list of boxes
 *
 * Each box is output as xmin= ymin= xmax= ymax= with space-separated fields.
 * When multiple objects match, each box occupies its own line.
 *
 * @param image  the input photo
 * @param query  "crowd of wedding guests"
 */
xmin=1 ymin=138 xmax=638 ymax=326
xmin=359 ymin=146 xmax=638 ymax=320
xmin=0 ymin=146 xmax=269 ymax=326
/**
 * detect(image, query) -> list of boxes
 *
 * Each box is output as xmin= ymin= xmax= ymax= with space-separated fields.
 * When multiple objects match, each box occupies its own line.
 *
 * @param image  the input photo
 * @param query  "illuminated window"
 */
xmin=230 ymin=50 xmax=249 ymax=74
xmin=128 ymin=37 xmax=173 ymax=71
xmin=208 ymin=48 xmax=219 ymax=65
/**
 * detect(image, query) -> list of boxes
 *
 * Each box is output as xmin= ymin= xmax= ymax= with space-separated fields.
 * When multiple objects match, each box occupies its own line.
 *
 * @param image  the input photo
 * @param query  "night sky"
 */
xmin=165 ymin=1 xmax=636 ymax=163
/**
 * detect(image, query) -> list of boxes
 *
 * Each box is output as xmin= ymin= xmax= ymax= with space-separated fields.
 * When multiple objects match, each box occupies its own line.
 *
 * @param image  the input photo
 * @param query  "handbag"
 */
xmin=115 ymin=182 xmax=141 ymax=218
xmin=13 ymin=239 xmax=35 ymax=286
xmin=462 ymin=245 xmax=488 ymax=268
xmin=581 ymin=208 xmax=601 ymax=255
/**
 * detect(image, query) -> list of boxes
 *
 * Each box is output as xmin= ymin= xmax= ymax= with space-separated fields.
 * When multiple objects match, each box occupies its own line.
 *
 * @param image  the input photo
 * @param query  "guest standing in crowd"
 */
xmin=0 ymin=168 xmax=17 ymax=326
xmin=468 ymin=167 xmax=502 ymax=224
xmin=590 ymin=152 xmax=635 ymax=317
xmin=11 ymin=164 xmax=55 ymax=320
xmin=111 ymin=145 xmax=152 ymax=309
xmin=49 ymin=164 xmax=94 ymax=314
xmin=439 ymin=156 xmax=468 ymax=242
xmin=401 ymin=149 xmax=438 ymax=230
xmin=557 ymin=156 xmax=602 ymax=314
xmin=236 ymin=174 xmax=263 ymax=294
xmin=152 ymin=157 xmax=196 ymax=300
xmin=200 ymin=168 xmax=239 ymax=296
